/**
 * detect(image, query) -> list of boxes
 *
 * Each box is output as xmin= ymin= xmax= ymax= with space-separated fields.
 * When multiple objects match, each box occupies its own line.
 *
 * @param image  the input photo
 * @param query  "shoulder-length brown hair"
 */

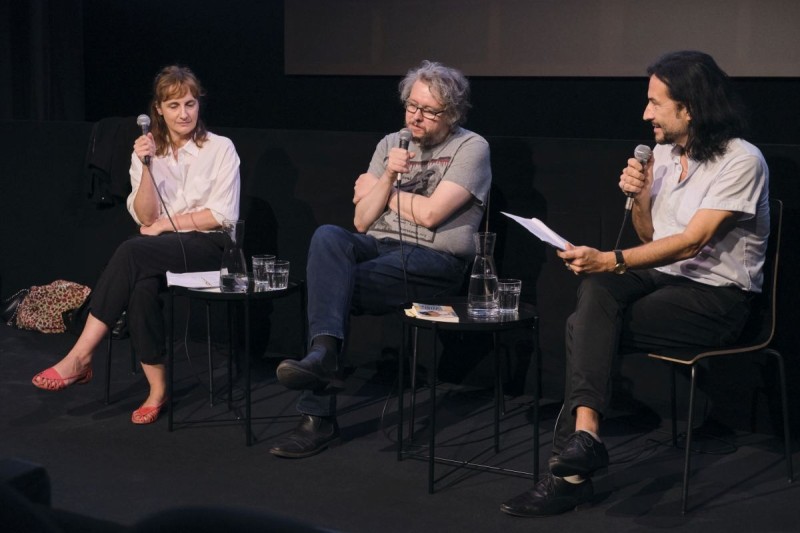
xmin=148 ymin=65 xmax=209 ymax=156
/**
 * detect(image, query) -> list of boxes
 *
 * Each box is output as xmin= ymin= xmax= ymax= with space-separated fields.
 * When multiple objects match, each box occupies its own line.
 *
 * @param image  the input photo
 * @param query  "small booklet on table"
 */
xmin=501 ymin=211 xmax=570 ymax=251
xmin=405 ymin=303 xmax=459 ymax=322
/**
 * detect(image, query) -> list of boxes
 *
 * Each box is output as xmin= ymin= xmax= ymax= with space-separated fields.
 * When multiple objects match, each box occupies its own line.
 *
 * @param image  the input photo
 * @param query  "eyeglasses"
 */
xmin=404 ymin=101 xmax=446 ymax=120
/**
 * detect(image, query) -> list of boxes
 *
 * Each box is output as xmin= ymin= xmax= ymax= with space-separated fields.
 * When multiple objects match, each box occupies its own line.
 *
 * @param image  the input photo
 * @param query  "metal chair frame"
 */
xmin=648 ymin=198 xmax=793 ymax=513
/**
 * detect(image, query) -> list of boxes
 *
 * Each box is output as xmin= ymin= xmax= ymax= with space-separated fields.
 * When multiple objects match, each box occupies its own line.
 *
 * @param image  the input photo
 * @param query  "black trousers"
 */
xmin=89 ymin=231 xmax=226 ymax=364
xmin=553 ymin=269 xmax=752 ymax=453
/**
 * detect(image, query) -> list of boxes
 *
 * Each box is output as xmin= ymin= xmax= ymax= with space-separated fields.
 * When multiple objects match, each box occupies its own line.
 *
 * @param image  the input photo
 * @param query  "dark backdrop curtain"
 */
xmin=0 ymin=0 xmax=85 ymax=121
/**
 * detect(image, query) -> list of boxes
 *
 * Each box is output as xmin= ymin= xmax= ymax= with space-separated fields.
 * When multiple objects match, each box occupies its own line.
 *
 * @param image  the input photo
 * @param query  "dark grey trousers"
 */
xmin=553 ymin=269 xmax=752 ymax=453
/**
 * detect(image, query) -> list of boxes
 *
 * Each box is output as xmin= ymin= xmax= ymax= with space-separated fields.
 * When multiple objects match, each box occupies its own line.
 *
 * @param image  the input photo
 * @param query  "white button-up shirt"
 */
xmin=127 ymin=131 xmax=241 ymax=228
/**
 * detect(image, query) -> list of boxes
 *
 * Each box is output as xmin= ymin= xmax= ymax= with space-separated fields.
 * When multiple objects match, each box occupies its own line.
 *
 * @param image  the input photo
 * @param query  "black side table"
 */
xmin=166 ymin=279 xmax=306 ymax=446
xmin=398 ymin=298 xmax=540 ymax=493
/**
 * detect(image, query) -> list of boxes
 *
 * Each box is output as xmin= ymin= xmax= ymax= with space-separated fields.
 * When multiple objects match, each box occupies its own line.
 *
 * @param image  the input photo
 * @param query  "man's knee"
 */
xmin=574 ymin=275 xmax=624 ymax=315
xmin=309 ymin=225 xmax=350 ymax=254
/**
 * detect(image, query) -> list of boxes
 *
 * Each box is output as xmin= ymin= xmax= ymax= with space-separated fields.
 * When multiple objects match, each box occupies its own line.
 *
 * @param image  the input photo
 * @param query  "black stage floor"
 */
xmin=2 ymin=324 xmax=798 ymax=532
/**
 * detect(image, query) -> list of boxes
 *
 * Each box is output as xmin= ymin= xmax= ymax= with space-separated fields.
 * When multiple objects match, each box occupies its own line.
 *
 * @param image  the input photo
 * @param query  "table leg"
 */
xmin=409 ymin=327 xmax=419 ymax=441
xmin=244 ymin=297 xmax=252 ymax=446
xmin=493 ymin=331 xmax=501 ymax=453
xmin=397 ymin=321 xmax=406 ymax=462
xmin=206 ymin=302 xmax=214 ymax=407
xmin=532 ymin=318 xmax=540 ymax=480
xmin=167 ymin=292 xmax=174 ymax=432
xmin=428 ymin=322 xmax=438 ymax=494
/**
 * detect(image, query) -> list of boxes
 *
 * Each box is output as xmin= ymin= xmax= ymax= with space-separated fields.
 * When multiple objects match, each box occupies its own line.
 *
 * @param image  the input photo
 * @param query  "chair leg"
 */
xmin=769 ymin=349 xmax=794 ymax=482
xmin=669 ymin=366 xmax=678 ymax=447
xmin=105 ymin=334 xmax=113 ymax=405
xmin=681 ymin=365 xmax=698 ymax=514
xmin=106 ymin=333 xmax=137 ymax=405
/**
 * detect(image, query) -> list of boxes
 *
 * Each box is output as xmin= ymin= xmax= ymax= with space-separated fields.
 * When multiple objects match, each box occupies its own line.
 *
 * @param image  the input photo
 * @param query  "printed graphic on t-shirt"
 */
xmin=370 ymin=156 xmax=451 ymax=243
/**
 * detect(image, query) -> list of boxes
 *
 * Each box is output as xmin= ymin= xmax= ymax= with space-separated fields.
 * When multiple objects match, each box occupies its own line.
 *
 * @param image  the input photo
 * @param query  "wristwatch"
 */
xmin=613 ymin=249 xmax=627 ymax=274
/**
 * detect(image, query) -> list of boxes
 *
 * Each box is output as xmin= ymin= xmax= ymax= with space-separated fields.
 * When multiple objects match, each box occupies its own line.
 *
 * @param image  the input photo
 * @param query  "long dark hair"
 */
xmin=647 ymin=51 xmax=748 ymax=163
xmin=149 ymin=65 xmax=209 ymax=156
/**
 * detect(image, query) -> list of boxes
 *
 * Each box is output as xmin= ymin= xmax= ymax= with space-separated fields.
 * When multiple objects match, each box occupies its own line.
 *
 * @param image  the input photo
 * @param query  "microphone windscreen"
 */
xmin=634 ymin=144 xmax=652 ymax=163
xmin=136 ymin=114 xmax=151 ymax=129
xmin=398 ymin=128 xmax=412 ymax=149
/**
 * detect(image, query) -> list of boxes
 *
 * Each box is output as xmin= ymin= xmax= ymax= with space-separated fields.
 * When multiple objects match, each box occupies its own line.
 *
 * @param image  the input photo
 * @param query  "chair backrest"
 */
xmin=734 ymin=198 xmax=783 ymax=349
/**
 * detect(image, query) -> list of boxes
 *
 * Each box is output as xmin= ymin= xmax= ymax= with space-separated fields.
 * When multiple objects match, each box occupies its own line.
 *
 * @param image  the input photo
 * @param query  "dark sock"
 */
xmin=311 ymin=335 xmax=340 ymax=358
xmin=306 ymin=335 xmax=341 ymax=372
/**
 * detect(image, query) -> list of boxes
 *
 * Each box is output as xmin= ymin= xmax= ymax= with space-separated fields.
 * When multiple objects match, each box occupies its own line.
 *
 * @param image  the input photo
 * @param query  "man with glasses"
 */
xmin=270 ymin=60 xmax=492 ymax=458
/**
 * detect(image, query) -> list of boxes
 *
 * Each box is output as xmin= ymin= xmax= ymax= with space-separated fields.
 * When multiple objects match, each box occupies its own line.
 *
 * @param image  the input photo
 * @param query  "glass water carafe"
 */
xmin=220 ymin=219 xmax=248 ymax=292
xmin=467 ymin=231 xmax=499 ymax=317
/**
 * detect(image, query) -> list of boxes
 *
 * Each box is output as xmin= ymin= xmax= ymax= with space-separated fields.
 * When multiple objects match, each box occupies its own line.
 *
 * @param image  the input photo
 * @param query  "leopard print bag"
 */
xmin=14 ymin=280 xmax=91 ymax=334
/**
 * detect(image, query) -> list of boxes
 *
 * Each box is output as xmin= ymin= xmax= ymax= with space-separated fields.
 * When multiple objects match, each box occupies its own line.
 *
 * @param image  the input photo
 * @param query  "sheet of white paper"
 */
xmin=166 ymin=270 xmax=220 ymax=288
xmin=501 ymin=212 xmax=570 ymax=251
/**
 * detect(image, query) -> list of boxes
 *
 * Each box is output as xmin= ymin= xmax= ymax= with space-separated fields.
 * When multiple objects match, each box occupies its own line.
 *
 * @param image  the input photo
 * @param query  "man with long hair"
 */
xmin=502 ymin=50 xmax=769 ymax=517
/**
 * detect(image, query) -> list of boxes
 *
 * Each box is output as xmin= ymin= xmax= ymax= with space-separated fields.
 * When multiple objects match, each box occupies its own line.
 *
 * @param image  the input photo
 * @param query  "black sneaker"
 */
xmin=500 ymin=474 xmax=593 ymax=517
xmin=548 ymin=430 xmax=609 ymax=477
xmin=276 ymin=346 xmax=344 ymax=394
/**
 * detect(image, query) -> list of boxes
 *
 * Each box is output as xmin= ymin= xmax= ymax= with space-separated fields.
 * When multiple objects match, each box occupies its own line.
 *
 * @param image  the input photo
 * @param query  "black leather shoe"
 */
xmin=269 ymin=414 xmax=340 ymax=458
xmin=548 ymin=430 xmax=609 ymax=477
xmin=276 ymin=347 xmax=344 ymax=394
xmin=500 ymin=474 xmax=593 ymax=517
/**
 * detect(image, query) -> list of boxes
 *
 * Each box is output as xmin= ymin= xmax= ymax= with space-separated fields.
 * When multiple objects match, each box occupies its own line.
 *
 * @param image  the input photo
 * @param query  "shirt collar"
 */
xmin=167 ymin=138 xmax=200 ymax=158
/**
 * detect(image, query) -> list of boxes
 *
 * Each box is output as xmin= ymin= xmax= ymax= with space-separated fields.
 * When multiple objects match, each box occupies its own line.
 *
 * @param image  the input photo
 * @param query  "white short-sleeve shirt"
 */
xmin=650 ymin=139 xmax=769 ymax=292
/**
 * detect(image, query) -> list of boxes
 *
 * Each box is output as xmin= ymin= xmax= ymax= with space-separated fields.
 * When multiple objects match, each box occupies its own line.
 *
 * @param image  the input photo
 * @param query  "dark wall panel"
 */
xmin=79 ymin=1 xmax=800 ymax=146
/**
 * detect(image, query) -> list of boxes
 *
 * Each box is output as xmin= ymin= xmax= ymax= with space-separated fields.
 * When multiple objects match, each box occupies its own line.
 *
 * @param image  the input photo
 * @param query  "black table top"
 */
xmin=169 ymin=279 xmax=303 ymax=301
xmin=400 ymin=297 xmax=537 ymax=332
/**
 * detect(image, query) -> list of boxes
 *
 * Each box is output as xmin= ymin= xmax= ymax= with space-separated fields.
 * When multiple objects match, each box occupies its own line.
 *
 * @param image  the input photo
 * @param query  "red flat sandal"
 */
xmin=131 ymin=400 xmax=168 ymax=425
xmin=32 ymin=366 xmax=93 ymax=391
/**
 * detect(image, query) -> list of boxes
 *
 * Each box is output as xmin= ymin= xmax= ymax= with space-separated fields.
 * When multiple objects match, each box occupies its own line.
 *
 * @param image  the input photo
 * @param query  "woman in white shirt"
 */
xmin=32 ymin=66 xmax=241 ymax=425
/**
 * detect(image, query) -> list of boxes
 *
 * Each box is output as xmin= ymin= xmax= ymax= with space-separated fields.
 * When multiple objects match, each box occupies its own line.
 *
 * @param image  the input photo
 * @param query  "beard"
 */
xmin=657 ymin=129 xmax=679 ymax=145
xmin=414 ymin=129 xmax=450 ymax=150
xmin=652 ymin=121 xmax=688 ymax=147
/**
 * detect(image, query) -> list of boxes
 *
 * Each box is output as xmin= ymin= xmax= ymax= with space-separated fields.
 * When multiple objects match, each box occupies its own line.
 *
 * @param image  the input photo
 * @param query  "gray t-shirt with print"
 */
xmin=366 ymin=127 xmax=492 ymax=259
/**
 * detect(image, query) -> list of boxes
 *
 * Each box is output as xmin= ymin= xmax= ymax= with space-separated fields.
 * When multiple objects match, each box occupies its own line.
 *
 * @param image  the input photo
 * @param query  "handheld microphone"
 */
xmin=398 ymin=128 xmax=412 ymax=150
xmin=136 ymin=114 xmax=151 ymax=165
xmin=625 ymin=144 xmax=652 ymax=211
xmin=397 ymin=128 xmax=412 ymax=184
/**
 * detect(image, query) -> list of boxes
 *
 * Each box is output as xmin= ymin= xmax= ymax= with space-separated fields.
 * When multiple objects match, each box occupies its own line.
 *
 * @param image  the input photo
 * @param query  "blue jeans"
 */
xmin=552 ymin=269 xmax=752 ymax=453
xmin=297 ymin=224 xmax=467 ymax=416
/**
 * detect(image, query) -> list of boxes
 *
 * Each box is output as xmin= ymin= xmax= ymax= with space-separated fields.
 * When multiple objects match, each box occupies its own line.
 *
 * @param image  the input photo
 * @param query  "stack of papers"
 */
xmin=501 ymin=212 xmax=570 ymax=251
xmin=166 ymin=271 xmax=219 ymax=288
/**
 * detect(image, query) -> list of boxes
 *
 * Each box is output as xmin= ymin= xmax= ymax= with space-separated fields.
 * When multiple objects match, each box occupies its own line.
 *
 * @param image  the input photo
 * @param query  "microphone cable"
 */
xmin=613 ymin=208 xmax=630 ymax=250
xmin=395 ymin=128 xmax=413 ymax=304
xmin=146 ymin=160 xmax=228 ymax=400
xmin=396 ymin=181 xmax=411 ymax=304
xmin=145 ymin=160 xmax=189 ymax=272
xmin=143 ymin=142 xmax=228 ymax=398
xmin=136 ymin=117 xmax=230 ymax=400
